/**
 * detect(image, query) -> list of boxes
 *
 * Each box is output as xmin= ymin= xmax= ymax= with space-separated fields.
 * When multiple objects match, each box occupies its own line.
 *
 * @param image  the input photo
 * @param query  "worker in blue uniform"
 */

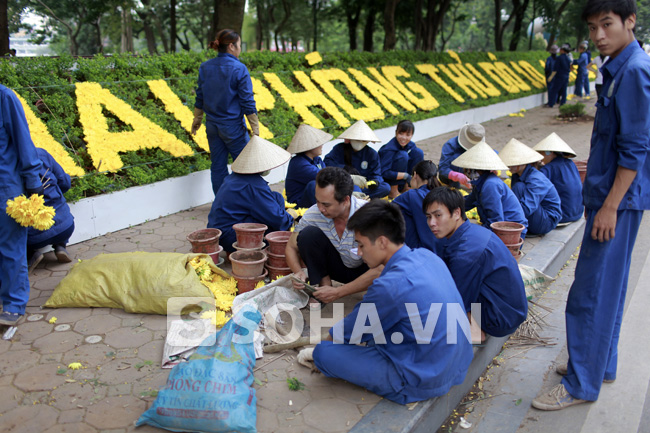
xmin=192 ymin=29 xmax=259 ymax=196
xmin=324 ymin=120 xmax=390 ymax=199
xmin=547 ymin=44 xmax=572 ymax=107
xmin=533 ymin=133 xmax=583 ymax=223
xmin=208 ymin=136 xmax=295 ymax=253
xmin=573 ymin=42 xmax=591 ymax=97
xmin=392 ymin=160 xmax=442 ymax=254
xmin=533 ymin=0 xmax=650 ymax=411
xmin=306 ymin=200 xmax=473 ymax=404
xmin=423 ymin=187 xmax=528 ymax=342
xmin=0 ymin=85 xmax=44 ymax=325
xmin=378 ymin=120 xmax=424 ymax=198
xmin=453 ymin=141 xmax=528 ymax=239
xmin=545 ymin=45 xmax=559 ymax=105
xmin=285 ymin=124 xmax=332 ymax=208
xmin=499 ymin=138 xmax=562 ymax=236
xmin=27 ymin=148 xmax=75 ymax=272
xmin=438 ymin=123 xmax=485 ymax=189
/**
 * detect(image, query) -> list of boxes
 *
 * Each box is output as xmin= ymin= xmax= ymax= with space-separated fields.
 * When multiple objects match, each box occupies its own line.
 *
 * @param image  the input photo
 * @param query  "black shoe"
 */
xmin=54 ymin=245 xmax=72 ymax=263
xmin=28 ymin=252 xmax=43 ymax=273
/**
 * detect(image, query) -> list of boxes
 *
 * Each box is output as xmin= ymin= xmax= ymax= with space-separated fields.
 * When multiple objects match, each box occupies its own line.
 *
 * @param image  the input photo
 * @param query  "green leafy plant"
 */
xmin=286 ymin=377 xmax=305 ymax=391
xmin=558 ymin=102 xmax=586 ymax=118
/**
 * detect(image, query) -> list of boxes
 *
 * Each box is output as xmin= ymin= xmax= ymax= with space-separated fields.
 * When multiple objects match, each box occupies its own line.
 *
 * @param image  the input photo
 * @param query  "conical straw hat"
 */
xmin=532 ymin=132 xmax=577 ymax=157
xmin=498 ymin=138 xmax=543 ymax=166
xmin=231 ymin=135 xmax=291 ymax=174
xmin=337 ymin=120 xmax=381 ymax=142
xmin=457 ymin=123 xmax=486 ymax=150
xmin=286 ymin=124 xmax=333 ymax=154
xmin=452 ymin=141 xmax=508 ymax=171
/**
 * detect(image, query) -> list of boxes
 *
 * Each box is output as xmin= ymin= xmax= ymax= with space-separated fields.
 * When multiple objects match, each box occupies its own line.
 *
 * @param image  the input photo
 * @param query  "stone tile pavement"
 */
xmin=1 ymin=97 xmax=596 ymax=433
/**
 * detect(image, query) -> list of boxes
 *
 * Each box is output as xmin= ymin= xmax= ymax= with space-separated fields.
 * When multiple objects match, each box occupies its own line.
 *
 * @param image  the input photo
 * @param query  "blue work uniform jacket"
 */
xmin=584 ymin=42 xmax=650 ymax=211
xmin=554 ymin=53 xmax=571 ymax=79
xmin=573 ymin=52 xmax=589 ymax=77
xmin=0 ymin=85 xmax=42 ymax=199
xmin=378 ymin=138 xmax=423 ymax=182
xmin=511 ymin=165 xmax=562 ymax=235
xmin=393 ymin=185 xmax=440 ymax=254
xmin=545 ymin=55 xmax=557 ymax=81
xmin=195 ymin=53 xmax=257 ymax=136
xmin=438 ymin=136 xmax=464 ymax=179
xmin=208 ymin=173 xmax=294 ymax=252
xmin=27 ymin=148 xmax=74 ymax=246
xmin=324 ymin=142 xmax=383 ymax=183
xmin=285 ymin=154 xmax=324 ymax=205
xmin=440 ymin=220 xmax=528 ymax=337
xmin=539 ymin=157 xmax=583 ymax=223
xmin=464 ymin=173 xmax=528 ymax=237
xmin=331 ymin=246 xmax=473 ymax=403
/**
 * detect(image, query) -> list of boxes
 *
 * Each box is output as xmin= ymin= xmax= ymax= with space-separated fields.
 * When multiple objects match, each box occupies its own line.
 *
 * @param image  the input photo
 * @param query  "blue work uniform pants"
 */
xmin=363 ymin=181 xmax=391 ymax=199
xmin=0 ymin=201 xmax=30 ymax=315
xmin=298 ymin=180 xmax=317 ymax=209
xmin=563 ymin=209 xmax=643 ymax=401
xmin=206 ymin=122 xmax=249 ymax=195
xmin=574 ymin=72 xmax=586 ymax=97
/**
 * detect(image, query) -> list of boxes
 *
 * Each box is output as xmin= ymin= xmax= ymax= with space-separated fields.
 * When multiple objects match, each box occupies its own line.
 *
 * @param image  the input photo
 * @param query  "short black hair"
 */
xmin=347 ymin=199 xmax=405 ymax=244
xmin=316 ymin=167 xmax=354 ymax=202
xmin=582 ymin=0 xmax=636 ymax=23
xmin=396 ymin=120 xmax=415 ymax=135
xmin=422 ymin=187 xmax=467 ymax=221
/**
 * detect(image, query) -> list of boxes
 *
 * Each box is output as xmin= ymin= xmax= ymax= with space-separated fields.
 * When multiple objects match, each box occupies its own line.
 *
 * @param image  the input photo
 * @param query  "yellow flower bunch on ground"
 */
xmin=254 ymin=280 xmax=266 ymax=290
xmin=509 ymin=112 xmax=525 ymax=118
xmin=200 ymin=309 xmax=228 ymax=328
xmin=68 ymin=362 xmax=83 ymax=370
xmin=305 ymin=51 xmax=323 ymax=65
xmin=458 ymin=189 xmax=480 ymax=223
xmin=189 ymin=256 xmax=238 ymax=316
xmin=6 ymin=194 xmax=55 ymax=230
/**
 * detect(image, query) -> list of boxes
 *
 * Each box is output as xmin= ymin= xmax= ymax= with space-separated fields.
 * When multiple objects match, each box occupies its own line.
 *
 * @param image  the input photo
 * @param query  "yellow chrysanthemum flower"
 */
xmin=49 ymin=317 xmax=57 ymax=324
xmin=68 ymin=362 xmax=83 ymax=370
xmin=6 ymin=194 xmax=55 ymax=230
xmin=200 ymin=309 xmax=229 ymax=327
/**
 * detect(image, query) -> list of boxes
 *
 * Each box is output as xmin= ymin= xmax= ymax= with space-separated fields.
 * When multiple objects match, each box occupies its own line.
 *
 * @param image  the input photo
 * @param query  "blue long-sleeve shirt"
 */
xmin=208 ymin=173 xmax=293 ymax=251
xmin=511 ymin=165 xmax=562 ymax=235
xmin=285 ymin=154 xmax=324 ymax=205
xmin=331 ymin=246 xmax=473 ymax=402
xmin=584 ymin=42 xmax=650 ymax=211
xmin=440 ymin=220 xmax=528 ymax=337
xmin=195 ymin=53 xmax=257 ymax=129
xmin=539 ymin=157 xmax=583 ymax=223
xmin=393 ymin=185 xmax=440 ymax=254
xmin=324 ymin=143 xmax=383 ymax=183
xmin=438 ymin=136 xmax=464 ymax=178
xmin=378 ymin=137 xmax=421 ymax=181
xmin=573 ymin=52 xmax=589 ymax=77
xmin=27 ymin=148 xmax=74 ymax=245
xmin=0 ymin=85 xmax=42 ymax=199
xmin=554 ymin=53 xmax=572 ymax=79
xmin=464 ymin=172 xmax=528 ymax=237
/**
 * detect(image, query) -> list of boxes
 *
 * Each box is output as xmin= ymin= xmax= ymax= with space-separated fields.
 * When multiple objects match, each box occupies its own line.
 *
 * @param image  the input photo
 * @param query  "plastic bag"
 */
xmin=518 ymin=264 xmax=555 ymax=299
xmin=43 ymin=252 xmax=224 ymax=315
xmin=136 ymin=304 xmax=262 ymax=433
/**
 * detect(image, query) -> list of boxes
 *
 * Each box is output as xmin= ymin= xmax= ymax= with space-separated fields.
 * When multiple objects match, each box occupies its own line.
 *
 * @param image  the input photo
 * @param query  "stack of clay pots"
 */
xmin=573 ymin=160 xmax=587 ymax=184
xmin=490 ymin=221 xmax=525 ymax=262
xmin=264 ymin=231 xmax=292 ymax=280
xmin=230 ymin=223 xmax=268 ymax=293
xmin=186 ymin=228 xmax=223 ymax=266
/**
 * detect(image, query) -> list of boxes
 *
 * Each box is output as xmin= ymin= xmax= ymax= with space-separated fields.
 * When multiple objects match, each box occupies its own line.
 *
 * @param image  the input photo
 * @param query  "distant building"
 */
xmin=10 ymin=30 xmax=51 ymax=57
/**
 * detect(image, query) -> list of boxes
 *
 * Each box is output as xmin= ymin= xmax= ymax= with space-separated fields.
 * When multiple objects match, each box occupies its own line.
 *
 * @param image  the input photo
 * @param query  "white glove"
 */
xmin=297 ymin=347 xmax=318 ymax=372
xmin=350 ymin=175 xmax=368 ymax=189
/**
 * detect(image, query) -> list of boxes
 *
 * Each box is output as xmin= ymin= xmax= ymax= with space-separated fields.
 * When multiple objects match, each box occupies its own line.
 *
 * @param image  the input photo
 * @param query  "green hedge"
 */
xmin=0 ymin=50 xmax=551 ymax=201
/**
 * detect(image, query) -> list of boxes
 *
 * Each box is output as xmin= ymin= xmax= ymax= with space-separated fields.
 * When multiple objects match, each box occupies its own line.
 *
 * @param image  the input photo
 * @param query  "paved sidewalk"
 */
xmin=0 ymin=97 xmax=597 ymax=433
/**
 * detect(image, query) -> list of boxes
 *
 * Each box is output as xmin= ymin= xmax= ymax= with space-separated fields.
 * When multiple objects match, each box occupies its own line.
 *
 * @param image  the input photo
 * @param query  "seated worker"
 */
xmin=423 ymin=187 xmax=528 ymax=342
xmin=285 ymin=124 xmax=333 ymax=208
xmin=499 ymin=138 xmax=562 ymax=236
xmin=324 ymin=120 xmax=391 ymax=199
xmin=286 ymin=167 xmax=382 ymax=303
xmin=208 ymin=135 xmax=295 ymax=252
xmin=27 ymin=148 xmax=76 ymax=272
xmin=378 ymin=120 xmax=424 ymax=198
xmin=438 ymin=123 xmax=485 ymax=189
xmin=453 ymin=141 xmax=528 ymax=238
xmin=308 ymin=200 xmax=473 ymax=404
xmin=392 ymin=160 xmax=442 ymax=254
xmin=533 ymin=133 xmax=583 ymax=223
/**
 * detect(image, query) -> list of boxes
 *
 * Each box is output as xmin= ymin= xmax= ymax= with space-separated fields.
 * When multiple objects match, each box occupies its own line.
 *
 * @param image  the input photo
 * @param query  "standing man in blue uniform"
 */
xmin=573 ymin=42 xmax=591 ymax=97
xmin=324 ymin=120 xmax=390 ymax=199
xmin=547 ymin=44 xmax=572 ymax=108
xmin=308 ymin=200 xmax=473 ymax=404
xmin=207 ymin=136 xmax=295 ymax=253
xmin=27 ymin=148 xmax=75 ymax=272
xmin=438 ymin=123 xmax=485 ymax=189
xmin=500 ymin=138 xmax=562 ymax=236
xmin=285 ymin=124 xmax=332 ymax=208
xmin=533 ymin=133 xmax=584 ymax=224
xmin=453 ymin=141 xmax=528 ymax=238
xmin=423 ymin=187 xmax=528 ymax=343
xmin=545 ymin=45 xmax=559 ymax=105
xmin=378 ymin=120 xmax=424 ymax=198
xmin=192 ymin=29 xmax=259 ymax=195
xmin=0 ymin=85 xmax=44 ymax=325
xmin=533 ymin=0 xmax=650 ymax=410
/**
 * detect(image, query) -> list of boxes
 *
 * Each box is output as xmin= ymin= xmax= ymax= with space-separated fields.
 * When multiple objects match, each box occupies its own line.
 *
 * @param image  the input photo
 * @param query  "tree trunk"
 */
xmin=217 ymin=0 xmax=246 ymax=35
xmin=494 ymin=0 xmax=503 ymax=51
xmin=138 ymin=0 xmax=158 ymax=54
xmin=312 ymin=0 xmax=318 ymax=51
xmin=363 ymin=2 xmax=377 ymax=52
xmin=170 ymin=0 xmax=176 ymax=52
xmin=0 ymin=0 xmax=9 ymax=56
xmin=438 ymin=1 xmax=459 ymax=51
xmin=545 ymin=0 xmax=571 ymax=49
xmin=255 ymin=0 xmax=264 ymax=49
xmin=422 ymin=0 xmax=452 ymax=51
xmin=155 ymin=15 xmax=169 ymax=52
xmin=177 ymin=29 xmax=191 ymax=51
xmin=121 ymin=5 xmax=134 ymax=52
xmin=274 ymin=0 xmax=291 ymax=52
xmin=93 ymin=17 xmax=103 ymax=53
xmin=508 ymin=0 xmax=530 ymax=51
xmin=383 ymin=0 xmax=400 ymax=51
xmin=345 ymin=1 xmax=362 ymax=51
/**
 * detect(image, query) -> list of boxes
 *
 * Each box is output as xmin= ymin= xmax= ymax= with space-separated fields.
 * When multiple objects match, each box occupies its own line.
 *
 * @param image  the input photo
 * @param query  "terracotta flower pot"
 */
xmin=573 ymin=160 xmax=587 ymax=184
xmin=491 ymin=221 xmax=526 ymax=245
xmin=514 ymin=250 xmax=524 ymax=262
xmin=230 ymin=250 xmax=267 ymax=278
xmin=266 ymin=250 xmax=288 ymax=268
xmin=208 ymin=245 xmax=224 ymax=267
xmin=232 ymin=241 xmax=264 ymax=252
xmin=505 ymin=238 xmax=524 ymax=256
xmin=234 ymin=268 xmax=268 ymax=294
xmin=186 ymin=228 xmax=222 ymax=254
xmin=266 ymin=263 xmax=292 ymax=280
xmin=265 ymin=231 xmax=292 ymax=255
xmin=233 ymin=223 xmax=268 ymax=249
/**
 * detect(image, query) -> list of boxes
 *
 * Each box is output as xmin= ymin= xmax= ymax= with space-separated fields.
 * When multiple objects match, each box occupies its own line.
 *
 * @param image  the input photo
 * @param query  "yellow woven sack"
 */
xmin=43 ymin=252 xmax=229 ymax=315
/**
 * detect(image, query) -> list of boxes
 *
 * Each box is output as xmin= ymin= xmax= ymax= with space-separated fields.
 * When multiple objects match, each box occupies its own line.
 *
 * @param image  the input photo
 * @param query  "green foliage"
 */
xmin=558 ymin=102 xmax=586 ymax=117
xmin=287 ymin=377 xmax=305 ymax=391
